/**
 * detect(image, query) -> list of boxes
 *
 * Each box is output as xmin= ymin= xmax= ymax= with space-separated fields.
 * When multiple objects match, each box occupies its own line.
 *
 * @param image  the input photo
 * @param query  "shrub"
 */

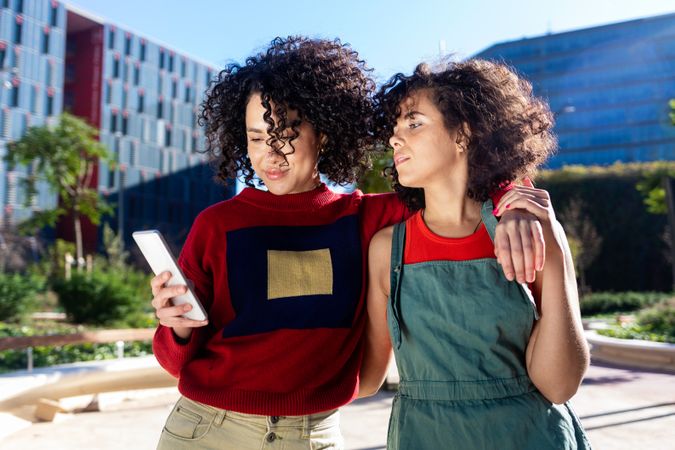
xmin=635 ymin=298 xmax=675 ymax=340
xmin=52 ymin=269 xmax=151 ymax=326
xmin=0 ymin=273 xmax=44 ymax=322
xmin=580 ymin=291 xmax=671 ymax=316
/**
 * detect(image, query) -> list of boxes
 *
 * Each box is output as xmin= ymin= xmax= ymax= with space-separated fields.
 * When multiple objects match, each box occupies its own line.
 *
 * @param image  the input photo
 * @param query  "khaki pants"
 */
xmin=157 ymin=396 xmax=344 ymax=450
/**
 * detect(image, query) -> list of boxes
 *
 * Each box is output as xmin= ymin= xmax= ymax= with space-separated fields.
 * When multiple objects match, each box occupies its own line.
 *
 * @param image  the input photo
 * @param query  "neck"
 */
xmin=421 ymin=170 xmax=482 ymax=238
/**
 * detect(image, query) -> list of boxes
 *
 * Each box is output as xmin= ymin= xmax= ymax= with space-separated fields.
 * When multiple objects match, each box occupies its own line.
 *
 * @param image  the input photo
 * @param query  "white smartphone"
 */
xmin=132 ymin=230 xmax=208 ymax=321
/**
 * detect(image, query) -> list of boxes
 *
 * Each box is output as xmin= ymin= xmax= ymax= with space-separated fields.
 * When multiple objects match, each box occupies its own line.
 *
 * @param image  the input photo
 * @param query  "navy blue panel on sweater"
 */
xmin=223 ymin=214 xmax=362 ymax=338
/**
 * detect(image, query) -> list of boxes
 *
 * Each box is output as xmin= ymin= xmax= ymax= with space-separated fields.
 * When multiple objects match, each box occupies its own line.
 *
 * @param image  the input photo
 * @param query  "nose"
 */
xmin=265 ymin=147 xmax=285 ymax=163
xmin=389 ymin=131 xmax=404 ymax=150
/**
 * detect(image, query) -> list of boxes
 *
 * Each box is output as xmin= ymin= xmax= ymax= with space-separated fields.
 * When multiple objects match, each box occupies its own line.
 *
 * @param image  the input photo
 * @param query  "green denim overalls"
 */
xmin=386 ymin=200 xmax=592 ymax=450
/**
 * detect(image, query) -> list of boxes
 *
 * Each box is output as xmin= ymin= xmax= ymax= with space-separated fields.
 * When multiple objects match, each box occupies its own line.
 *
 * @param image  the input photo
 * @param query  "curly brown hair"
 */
xmin=199 ymin=36 xmax=376 ymax=187
xmin=375 ymin=59 xmax=556 ymax=211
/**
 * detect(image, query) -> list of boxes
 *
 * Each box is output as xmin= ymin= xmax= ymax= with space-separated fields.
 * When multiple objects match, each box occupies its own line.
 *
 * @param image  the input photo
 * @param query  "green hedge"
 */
xmin=0 ymin=323 xmax=154 ymax=373
xmin=538 ymin=162 xmax=673 ymax=292
xmin=580 ymin=291 xmax=672 ymax=316
xmin=596 ymin=298 xmax=675 ymax=343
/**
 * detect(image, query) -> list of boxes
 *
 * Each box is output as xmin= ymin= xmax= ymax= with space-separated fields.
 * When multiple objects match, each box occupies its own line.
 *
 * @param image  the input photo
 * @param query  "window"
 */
xmin=158 ymin=99 xmax=163 ymax=119
xmin=138 ymin=93 xmax=144 ymax=112
xmin=121 ymin=88 xmax=127 ymax=108
xmin=159 ymin=49 xmax=164 ymax=70
xmin=181 ymin=59 xmax=186 ymax=77
xmin=122 ymin=115 xmax=128 ymax=134
xmin=184 ymin=86 xmax=191 ymax=103
xmin=113 ymin=58 xmax=119 ymax=78
xmin=140 ymin=42 xmax=146 ymax=61
xmin=125 ymin=35 xmax=131 ymax=56
xmin=111 ymin=112 xmax=118 ymax=132
xmin=108 ymin=28 xmax=115 ymax=50
xmin=50 ymin=3 xmax=58 ymax=27
xmin=133 ymin=65 xmax=140 ymax=85
xmin=105 ymin=82 xmax=112 ymax=104
xmin=10 ymin=83 xmax=19 ymax=107
xmin=165 ymin=127 xmax=171 ymax=147
xmin=42 ymin=30 xmax=49 ymax=54
xmin=16 ymin=0 xmax=23 ymax=12
xmin=0 ymin=47 xmax=5 ymax=69
xmin=46 ymin=88 xmax=55 ymax=115
xmin=168 ymin=54 xmax=174 ymax=72
xmin=205 ymin=70 xmax=211 ymax=86
xmin=14 ymin=20 xmax=22 ymax=45
xmin=172 ymin=80 xmax=177 ymax=99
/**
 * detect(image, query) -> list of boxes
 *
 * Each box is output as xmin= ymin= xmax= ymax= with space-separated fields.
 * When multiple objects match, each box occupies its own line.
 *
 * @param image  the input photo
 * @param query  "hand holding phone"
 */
xmin=133 ymin=230 xmax=208 ymax=322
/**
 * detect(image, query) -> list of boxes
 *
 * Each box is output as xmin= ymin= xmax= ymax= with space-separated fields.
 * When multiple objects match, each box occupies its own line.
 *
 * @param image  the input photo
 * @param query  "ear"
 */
xmin=456 ymin=122 xmax=472 ymax=153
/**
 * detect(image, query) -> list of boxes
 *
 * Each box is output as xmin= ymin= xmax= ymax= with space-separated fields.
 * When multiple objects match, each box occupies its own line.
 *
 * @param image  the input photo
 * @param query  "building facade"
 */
xmin=476 ymin=13 xmax=675 ymax=168
xmin=0 ymin=0 xmax=232 ymax=254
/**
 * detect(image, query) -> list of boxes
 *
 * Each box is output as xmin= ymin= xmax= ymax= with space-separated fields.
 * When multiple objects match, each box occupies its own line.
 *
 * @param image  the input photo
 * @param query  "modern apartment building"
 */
xmin=0 ymin=0 xmax=233 ymax=254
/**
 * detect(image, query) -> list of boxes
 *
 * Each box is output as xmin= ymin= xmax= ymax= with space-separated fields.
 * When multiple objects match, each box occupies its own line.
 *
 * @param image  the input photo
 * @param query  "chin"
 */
xmin=397 ymin=175 xmax=422 ymax=189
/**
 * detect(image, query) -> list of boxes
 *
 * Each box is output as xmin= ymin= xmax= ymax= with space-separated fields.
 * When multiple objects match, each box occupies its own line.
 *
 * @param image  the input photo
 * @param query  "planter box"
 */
xmin=586 ymin=330 xmax=675 ymax=372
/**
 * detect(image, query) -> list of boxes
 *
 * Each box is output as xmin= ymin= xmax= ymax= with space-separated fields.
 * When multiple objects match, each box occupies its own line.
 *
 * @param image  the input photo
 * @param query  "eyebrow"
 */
xmin=404 ymin=110 xmax=423 ymax=119
xmin=246 ymin=128 xmax=265 ymax=133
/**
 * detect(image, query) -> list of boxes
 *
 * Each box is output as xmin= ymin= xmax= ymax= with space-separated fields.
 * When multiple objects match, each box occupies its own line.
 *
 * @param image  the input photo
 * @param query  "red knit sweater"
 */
xmin=153 ymin=184 xmax=407 ymax=415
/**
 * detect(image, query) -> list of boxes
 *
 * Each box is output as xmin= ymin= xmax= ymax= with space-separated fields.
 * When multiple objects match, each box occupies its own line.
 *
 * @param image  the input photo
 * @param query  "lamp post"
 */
xmin=114 ymin=131 xmax=125 ymax=249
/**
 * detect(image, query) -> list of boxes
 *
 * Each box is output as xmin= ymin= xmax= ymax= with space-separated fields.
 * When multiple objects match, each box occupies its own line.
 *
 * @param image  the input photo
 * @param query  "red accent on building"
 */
xmin=58 ymin=11 xmax=105 ymax=254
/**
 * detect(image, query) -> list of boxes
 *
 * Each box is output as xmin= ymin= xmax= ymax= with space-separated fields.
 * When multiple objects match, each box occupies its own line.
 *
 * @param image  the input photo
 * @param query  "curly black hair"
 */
xmin=375 ymin=59 xmax=556 ymax=211
xmin=198 ymin=36 xmax=376 ymax=187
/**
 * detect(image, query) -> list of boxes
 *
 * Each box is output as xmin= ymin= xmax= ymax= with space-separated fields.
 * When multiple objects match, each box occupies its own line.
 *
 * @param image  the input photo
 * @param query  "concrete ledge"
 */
xmin=586 ymin=330 xmax=675 ymax=372
xmin=0 ymin=356 xmax=176 ymax=412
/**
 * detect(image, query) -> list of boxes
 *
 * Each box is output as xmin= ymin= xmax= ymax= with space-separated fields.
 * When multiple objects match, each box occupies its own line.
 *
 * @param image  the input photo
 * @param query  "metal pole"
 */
xmin=27 ymin=346 xmax=33 ymax=372
xmin=664 ymin=177 xmax=675 ymax=292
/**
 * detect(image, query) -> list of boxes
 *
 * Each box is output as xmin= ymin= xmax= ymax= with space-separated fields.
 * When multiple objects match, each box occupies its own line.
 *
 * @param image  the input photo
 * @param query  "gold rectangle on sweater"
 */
xmin=267 ymin=249 xmax=333 ymax=300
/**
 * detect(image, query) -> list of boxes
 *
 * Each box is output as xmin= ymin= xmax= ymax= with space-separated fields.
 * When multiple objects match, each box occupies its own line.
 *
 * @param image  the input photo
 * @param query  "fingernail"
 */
xmin=184 ymin=304 xmax=192 ymax=311
xmin=492 ymin=208 xmax=499 ymax=215
xmin=505 ymin=204 xmax=511 ymax=209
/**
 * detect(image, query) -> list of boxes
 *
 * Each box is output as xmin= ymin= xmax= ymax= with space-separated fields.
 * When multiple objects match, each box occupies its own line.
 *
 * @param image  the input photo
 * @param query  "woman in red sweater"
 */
xmin=149 ymin=38 xmax=546 ymax=450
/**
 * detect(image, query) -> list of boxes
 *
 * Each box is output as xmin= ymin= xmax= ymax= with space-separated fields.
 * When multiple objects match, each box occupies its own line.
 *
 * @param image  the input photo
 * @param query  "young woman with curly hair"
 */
xmin=360 ymin=60 xmax=592 ymax=449
xmin=149 ymin=37 xmax=547 ymax=449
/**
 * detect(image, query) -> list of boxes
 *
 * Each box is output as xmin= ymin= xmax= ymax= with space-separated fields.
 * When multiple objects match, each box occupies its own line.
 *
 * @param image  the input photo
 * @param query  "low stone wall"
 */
xmin=586 ymin=330 xmax=675 ymax=372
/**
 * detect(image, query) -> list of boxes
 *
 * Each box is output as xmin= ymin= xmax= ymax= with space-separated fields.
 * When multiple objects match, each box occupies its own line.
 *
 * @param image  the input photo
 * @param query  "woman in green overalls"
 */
xmin=359 ymin=60 xmax=593 ymax=449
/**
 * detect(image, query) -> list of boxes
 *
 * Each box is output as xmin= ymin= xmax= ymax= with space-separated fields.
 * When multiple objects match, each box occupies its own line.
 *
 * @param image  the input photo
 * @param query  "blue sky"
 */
xmin=66 ymin=0 xmax=674 ymax=82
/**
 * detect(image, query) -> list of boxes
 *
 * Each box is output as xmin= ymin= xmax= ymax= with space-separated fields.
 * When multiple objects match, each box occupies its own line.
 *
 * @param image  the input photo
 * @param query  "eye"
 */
xmin=409 ymin=122 xmax=421 ymax=129
xmin=248 ymin=137 xmax=264 ymax=142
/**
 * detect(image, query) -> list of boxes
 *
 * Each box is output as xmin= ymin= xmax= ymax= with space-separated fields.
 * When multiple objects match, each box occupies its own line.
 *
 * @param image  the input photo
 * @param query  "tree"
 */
xmin=358 ymin=148 xmax=393 ymax=194
xmin=559 ymin=197 xmax=602 ymax=295
xmin=4 ymin=113 xmax=114 ymax=268
xmin=670 ymin=99 xmax=675 ymax=126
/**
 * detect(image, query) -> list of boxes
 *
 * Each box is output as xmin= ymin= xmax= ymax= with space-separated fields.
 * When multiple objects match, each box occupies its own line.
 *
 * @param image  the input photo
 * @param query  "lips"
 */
xmin=264 ymin=168 xmax=289 ymax=180
xmin=394 ymin=154 xmax=410 ymax=167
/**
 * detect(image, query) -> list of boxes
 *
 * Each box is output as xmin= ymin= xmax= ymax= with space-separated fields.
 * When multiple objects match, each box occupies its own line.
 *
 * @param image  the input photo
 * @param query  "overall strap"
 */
xmin=389 ymin=221 xmax=407 ymax=349
xmin=481 ymin=198 xmax=540 ymax=320
xmin=481 ymin=198 xmax=499 ymax=243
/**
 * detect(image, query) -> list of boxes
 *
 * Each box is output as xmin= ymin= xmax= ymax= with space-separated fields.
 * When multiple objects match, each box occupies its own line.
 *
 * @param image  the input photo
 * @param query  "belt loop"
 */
xmin=214 ymin=409 xmax=226 ymax=426
xmin=302 ymin=414 xmax=310 ymax=439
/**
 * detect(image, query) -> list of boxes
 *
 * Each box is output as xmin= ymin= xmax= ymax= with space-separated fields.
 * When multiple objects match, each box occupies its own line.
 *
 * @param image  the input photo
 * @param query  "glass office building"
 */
xmin=476 ymin=13 xmax=675 ymax=168
xmin=0 ymin=1 xmax=233 ymax=253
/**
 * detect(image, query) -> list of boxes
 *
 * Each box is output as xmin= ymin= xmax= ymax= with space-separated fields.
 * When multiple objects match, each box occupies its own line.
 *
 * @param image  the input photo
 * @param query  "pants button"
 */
xmin=266 ymin=432 xmax=277 ymax=442
xmin=270 ymin=416 xmax=280 ymax=424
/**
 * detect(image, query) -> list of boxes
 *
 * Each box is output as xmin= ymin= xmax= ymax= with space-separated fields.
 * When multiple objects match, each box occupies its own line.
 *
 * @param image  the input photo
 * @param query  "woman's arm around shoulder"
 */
xmin=495 ymin=186 xmax=590 ymax=404
xmin=358 ymin=225 xmax=395 ymax=398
